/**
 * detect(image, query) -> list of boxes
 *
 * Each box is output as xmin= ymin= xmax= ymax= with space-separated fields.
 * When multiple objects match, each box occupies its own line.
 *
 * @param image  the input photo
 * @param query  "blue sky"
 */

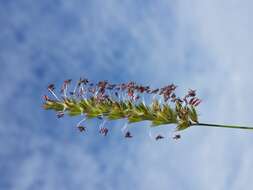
xmin=1 ymin=0 xmax=253 ymax=189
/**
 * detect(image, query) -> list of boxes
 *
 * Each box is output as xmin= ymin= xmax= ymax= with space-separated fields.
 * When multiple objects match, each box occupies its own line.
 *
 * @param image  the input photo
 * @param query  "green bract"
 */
xmin=44 ymin=97 xmax=198 ymax=131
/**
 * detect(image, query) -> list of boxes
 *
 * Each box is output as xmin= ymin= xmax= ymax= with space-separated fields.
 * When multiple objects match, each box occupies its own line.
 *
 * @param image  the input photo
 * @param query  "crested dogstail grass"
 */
xmin=42 ymin=78 xmax=253 ymax=140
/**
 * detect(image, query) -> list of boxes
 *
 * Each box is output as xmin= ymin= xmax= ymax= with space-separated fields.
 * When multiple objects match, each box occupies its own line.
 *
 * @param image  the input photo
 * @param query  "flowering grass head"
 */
xmin=43 ymin=77 xmax=253 ymax=140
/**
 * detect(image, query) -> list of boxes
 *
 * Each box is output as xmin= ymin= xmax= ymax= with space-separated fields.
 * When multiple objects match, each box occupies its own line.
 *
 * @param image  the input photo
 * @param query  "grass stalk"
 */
xmin=193 ymin=123 xmax=253 ymax=130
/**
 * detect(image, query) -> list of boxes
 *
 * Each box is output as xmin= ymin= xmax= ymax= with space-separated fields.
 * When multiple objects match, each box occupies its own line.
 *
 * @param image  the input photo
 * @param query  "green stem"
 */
xmin=192 ymin=122 xmax=253 ymax=130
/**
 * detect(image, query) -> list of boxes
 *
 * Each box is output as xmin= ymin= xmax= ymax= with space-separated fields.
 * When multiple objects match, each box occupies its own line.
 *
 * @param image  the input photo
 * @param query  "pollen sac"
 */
xmin=155 ymin=135 xmax=164 ymax=140
xmin=125 ymin=131 xmax=133 ymax=138
xmin=188 ymin=89 xmax=196 ymax=97
xmin=99 ymin=127 xmax=109 ymax=136
xmin=78 ymin=126 xmax=86 ymax=132
xmin=56 ymin=111 xmax=64 ymax=118
xmin=47 ymin=84 xmax=55 ymax=91
xmin=173 ymin=134 xmax=181 ymax=140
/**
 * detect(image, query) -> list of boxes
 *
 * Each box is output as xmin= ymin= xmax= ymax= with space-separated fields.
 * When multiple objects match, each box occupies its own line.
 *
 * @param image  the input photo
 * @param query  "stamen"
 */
xmin=125 ymin=131 xmax=133 ymax=138
xmin=173 ymin=134 xmax=181 ymax=140
xmin=72 ymin=81 xmax=79 ymax=96
xmin=56 ymin=111 xmax=64 ymax=118
xmin=48 ymin=89 xmax=60 ymax=101
xmin=152 ymin=94 xmax=158 ymax=101
xmin=99 ymin=118 xmax=107 ymax=130
xmin=79 ymin=83 xmax=86 ymax=99
xmin=148 ymin=129 xmax=154 ymax=139
xmin=155 ymin=134 xmax=164 ymax=140
xmin=78 ymin=126 xmax=86 ymax=132
xmin=121 ymin=122 xmax=128 ymax=133
xmin=76 ymin=115 xmax=87 ymax=128
xmin=99 ymin=127 xmax=109 ymax=136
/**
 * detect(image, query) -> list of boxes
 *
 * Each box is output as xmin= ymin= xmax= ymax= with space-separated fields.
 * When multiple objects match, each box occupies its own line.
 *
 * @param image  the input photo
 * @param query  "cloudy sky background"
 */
xmin=1 ymin=0 xmax=253 ymax=189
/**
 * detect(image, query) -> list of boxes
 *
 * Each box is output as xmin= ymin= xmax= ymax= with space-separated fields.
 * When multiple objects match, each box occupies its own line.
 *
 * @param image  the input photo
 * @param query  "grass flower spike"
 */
xmin=42 ymin=78 xmax=253 ymax=140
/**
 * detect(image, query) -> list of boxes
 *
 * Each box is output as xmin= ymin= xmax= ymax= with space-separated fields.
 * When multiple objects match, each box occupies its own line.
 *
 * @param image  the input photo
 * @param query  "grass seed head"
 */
xmin=43 ymin=78 xmax=203 ymax=139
